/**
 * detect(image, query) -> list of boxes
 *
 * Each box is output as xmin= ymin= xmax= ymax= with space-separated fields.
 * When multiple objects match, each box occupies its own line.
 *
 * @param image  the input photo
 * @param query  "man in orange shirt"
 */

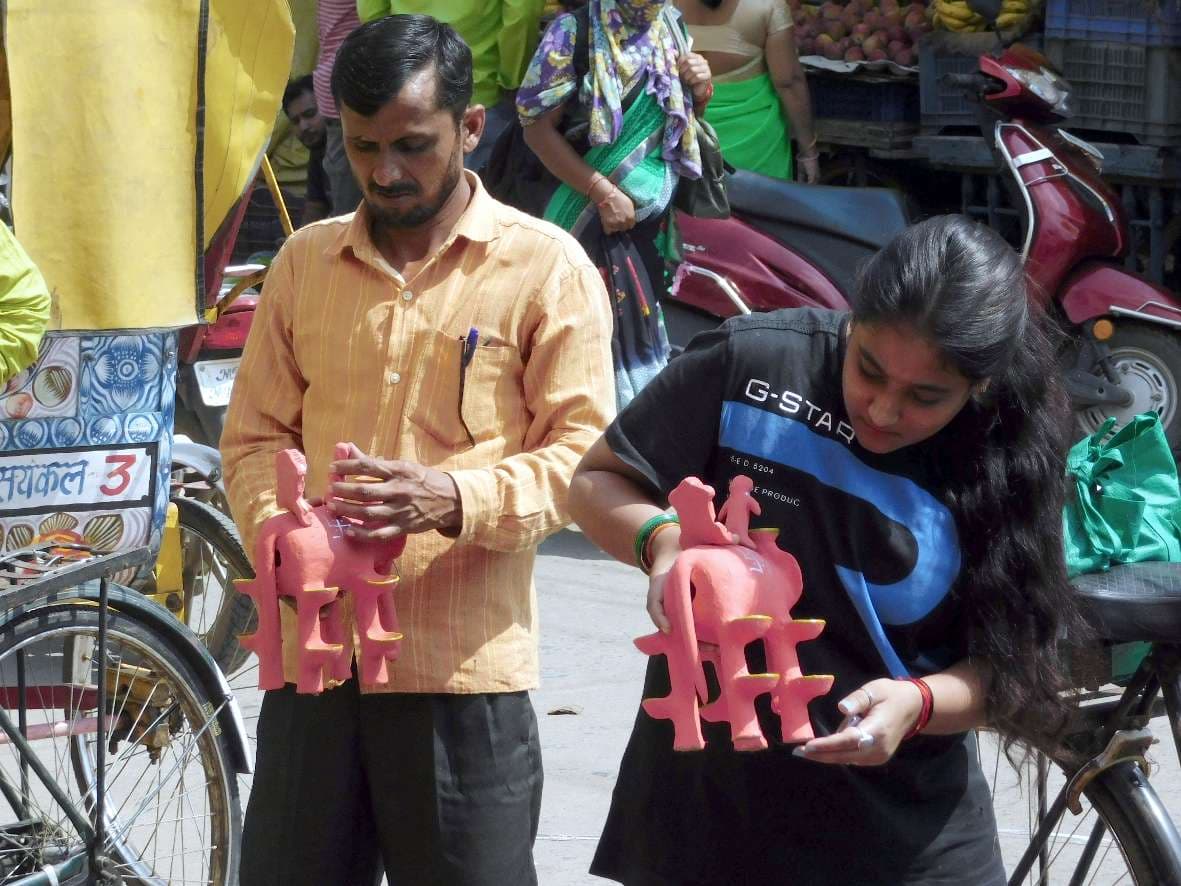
xmin=222 ymin=15 xmax=615 ymax=886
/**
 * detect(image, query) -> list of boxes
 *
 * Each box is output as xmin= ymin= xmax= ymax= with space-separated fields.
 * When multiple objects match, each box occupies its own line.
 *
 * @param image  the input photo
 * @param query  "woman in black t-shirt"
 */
xmin=569 ymin=215 xmax=1084 ymax=885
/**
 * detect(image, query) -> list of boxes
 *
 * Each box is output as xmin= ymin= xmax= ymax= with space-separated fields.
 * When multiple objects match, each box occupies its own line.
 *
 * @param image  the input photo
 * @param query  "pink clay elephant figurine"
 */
xmin=236 ymin=443 xmax=407 ymax=694
xmin=635 ymin=476 xmax=833 ymax=751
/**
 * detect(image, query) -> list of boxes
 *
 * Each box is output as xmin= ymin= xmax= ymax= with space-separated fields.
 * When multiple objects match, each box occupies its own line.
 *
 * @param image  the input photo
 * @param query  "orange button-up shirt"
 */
xmin=221 ymin=173 xmax=615 ymax=693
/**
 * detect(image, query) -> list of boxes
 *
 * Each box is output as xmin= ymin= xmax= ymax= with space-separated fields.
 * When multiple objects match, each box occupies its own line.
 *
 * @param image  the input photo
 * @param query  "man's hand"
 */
xmin=327 ymin=444 xmax=462 ymax=540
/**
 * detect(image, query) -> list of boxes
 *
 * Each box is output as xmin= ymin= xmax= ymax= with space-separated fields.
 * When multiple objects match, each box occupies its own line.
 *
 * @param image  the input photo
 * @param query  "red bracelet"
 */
xmin=898 ymin=676 xmax=933 ymax=739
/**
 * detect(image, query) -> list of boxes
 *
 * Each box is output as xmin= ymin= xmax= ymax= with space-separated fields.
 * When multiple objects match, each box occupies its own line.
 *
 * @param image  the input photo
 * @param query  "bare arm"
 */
xmin=521 ymin=104 xmax=602 ymax=197
xmin=570 ymin=436 xmax=671 ymax=564
xmin=765 ymin=28 xmax=820 ymax=183
xmin=570 ymin=437 xmax=685 ymax=631
xmin=521 ymin=105 xmax=637 ymax=233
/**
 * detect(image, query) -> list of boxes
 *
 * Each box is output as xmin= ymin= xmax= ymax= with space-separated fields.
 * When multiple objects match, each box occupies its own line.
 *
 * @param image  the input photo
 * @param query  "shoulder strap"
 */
xmin=572 ymin=6 xmax=591 ymax=85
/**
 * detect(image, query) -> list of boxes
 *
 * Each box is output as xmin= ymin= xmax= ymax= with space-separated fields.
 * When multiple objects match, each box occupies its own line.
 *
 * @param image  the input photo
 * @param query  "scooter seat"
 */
xmin=726 ymin=170 xmax=911 ymax=252
xmin=1072 ymin=562 xmax=1181 ymax=644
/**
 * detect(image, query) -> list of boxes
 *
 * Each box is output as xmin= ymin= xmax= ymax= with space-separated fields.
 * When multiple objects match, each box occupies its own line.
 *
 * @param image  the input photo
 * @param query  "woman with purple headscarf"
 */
xmin=517 ymin=0 xmax=713 ymax=409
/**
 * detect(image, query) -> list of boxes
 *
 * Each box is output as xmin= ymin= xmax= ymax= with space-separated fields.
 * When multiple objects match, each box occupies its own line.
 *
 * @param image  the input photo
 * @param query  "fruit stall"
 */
xmin=792 ymin=0 xmax=1181 ymax=292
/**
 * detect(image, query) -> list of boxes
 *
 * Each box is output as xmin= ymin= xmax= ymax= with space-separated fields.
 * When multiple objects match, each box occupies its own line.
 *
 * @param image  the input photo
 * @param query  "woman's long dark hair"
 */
xmin=851 ymin=215 xmax=1087 ymax=755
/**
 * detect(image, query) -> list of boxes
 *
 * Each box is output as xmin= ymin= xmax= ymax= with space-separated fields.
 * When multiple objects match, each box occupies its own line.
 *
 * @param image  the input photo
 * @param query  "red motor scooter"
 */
xmin=669 ymin=43 xmax=1181 ymax=447
xmin=174 ymin=188 xmax=261 ymax=453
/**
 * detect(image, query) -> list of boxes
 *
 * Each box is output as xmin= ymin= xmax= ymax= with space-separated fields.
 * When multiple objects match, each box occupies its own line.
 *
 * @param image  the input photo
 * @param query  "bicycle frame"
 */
xmin=1009 ymin=642 xmax=1181 ymax=884
xmin=0 ymin=548 xmax=147 ymax=884
xmin=0 ymin=545 xmax=251 ymax=884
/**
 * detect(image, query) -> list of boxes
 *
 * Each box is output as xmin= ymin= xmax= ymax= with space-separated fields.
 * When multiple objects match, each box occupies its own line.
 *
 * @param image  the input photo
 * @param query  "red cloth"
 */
xmin=313 ymin=0 xmax=362 ymax=120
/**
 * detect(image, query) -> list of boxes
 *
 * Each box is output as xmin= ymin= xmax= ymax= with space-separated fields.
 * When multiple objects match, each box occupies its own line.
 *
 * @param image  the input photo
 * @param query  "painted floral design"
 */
xmin=93 ymin=336 xmax=162 ymax=412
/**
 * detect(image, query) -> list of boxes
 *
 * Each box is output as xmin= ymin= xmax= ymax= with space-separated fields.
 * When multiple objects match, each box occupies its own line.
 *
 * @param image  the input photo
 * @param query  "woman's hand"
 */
xmin=793 ymin=678 xmax=924 ymax=766
xmin=797 ymin=150 xmax=820 ymax=184
xmin=597 ymin=186 xmax=637 ymax=234
xmin=678 ymin=52 xmax=714 ymax=112
xmin=645 ymin=526 xmax=682 ymax=632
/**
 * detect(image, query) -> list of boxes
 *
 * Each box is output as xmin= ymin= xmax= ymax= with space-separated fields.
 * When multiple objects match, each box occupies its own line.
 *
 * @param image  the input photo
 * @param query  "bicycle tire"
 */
xmin=1069 ymin=760 xmax=1181 ymax=884
xmin=173 ymin=495 xmax=256 ymax=674
xmin=0 ymin=603 xmax=242 ymax=885
xmin=1004 ymin=756 xmax=1181 ymax=884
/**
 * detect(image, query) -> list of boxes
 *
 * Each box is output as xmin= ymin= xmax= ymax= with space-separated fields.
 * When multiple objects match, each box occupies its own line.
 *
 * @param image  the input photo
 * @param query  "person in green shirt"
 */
xmin=357 ymin=0 xmax=545 ymax=172
xmin=0 ymin=223 xmax=51 ymax=388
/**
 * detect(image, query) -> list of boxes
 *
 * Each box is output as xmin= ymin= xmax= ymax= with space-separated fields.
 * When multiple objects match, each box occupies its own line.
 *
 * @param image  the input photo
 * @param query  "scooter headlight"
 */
xmin=1004 ymin=66 xmax=1072 ymax=116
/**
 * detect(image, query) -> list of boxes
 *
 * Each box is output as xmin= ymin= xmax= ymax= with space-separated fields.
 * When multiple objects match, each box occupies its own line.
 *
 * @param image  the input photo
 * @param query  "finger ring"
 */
xmin=862 ymin=687 xmax=875 ymax=708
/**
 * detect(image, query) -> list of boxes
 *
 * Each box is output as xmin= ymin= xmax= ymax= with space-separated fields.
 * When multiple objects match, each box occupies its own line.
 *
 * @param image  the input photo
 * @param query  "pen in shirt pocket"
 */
xmin=460 ymin=326 xmax=479 ymax=371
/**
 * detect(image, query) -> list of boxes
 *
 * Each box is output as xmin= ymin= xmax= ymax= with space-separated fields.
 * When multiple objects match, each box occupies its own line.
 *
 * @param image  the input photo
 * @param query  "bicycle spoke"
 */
xmin=0 ymin=619 xmax=236 ymax=884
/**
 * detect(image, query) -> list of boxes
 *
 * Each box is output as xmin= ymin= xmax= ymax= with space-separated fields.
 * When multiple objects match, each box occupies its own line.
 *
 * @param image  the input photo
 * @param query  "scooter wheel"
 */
xmin=1076 ymin=321 xmax=1181 ymax=450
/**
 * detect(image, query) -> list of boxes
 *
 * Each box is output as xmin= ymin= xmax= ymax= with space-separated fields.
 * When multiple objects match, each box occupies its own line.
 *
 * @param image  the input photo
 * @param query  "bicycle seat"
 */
xmin=1072 ymin=562 xmax=1181 ymax=644
xmin=726 ymin=170 xmax=911 ymax=253
xmin=723 ymin=170 xmax=912 ymax=295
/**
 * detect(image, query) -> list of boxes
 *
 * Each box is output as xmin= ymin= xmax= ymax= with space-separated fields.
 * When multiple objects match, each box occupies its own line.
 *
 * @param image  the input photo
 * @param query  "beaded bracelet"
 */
xmin=898 ymin=676 xmax=934 ymax=739
xmin=633 ymin=514 xmax=679 ymax=574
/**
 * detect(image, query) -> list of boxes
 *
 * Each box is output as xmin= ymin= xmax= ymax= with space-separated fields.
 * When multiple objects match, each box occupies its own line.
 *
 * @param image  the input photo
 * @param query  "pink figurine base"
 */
xmin=236 ymin=443 xmax=407 ymax=694
xmin=635 ymin=476 xmax=834 ymax=751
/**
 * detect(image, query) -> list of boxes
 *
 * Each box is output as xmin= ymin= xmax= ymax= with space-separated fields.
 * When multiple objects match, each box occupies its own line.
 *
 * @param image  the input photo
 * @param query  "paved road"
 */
xmin=232 ymin=529 xmax=1181 ymax=885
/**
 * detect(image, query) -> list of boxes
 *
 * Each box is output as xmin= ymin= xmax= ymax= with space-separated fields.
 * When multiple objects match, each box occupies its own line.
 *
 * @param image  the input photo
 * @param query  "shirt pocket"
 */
xmin=408 ymin=330 xmax=524 ymax=452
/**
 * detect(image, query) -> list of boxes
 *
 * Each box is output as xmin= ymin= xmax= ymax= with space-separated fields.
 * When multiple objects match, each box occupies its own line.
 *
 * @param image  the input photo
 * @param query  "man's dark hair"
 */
xmin=330 ymin=15 xmax=473 ymax=122
xmin=282 ymin=74 xmax=315 ymax=115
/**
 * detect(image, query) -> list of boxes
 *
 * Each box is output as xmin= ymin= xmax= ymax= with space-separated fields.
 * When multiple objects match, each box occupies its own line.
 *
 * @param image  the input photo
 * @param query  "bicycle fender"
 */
xmin=171 ymin=437 xmax=226 ymax=493
xmin=10 ymin=583 xmax=253 ymax=776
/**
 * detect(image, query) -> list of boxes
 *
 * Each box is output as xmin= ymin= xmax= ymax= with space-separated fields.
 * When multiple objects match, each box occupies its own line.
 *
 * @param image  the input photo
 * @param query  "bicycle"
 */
xmin=982 ymin=561 xmax=1181 ymax=884
xmin=0 ymin=542 xmax=251 ymax=884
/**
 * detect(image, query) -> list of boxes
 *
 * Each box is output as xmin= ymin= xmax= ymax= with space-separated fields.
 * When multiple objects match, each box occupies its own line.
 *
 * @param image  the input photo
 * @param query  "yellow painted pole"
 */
xmin=260 ymin=154 xmax=294 ymax=238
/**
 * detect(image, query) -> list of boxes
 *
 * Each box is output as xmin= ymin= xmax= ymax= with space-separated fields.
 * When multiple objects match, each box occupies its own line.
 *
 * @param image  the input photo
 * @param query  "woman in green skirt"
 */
xmin=677 ymin=0 xmax=820 ymax=182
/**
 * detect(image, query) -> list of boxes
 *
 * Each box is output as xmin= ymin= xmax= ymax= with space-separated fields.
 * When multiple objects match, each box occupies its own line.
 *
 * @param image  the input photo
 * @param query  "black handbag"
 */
xmin=673 ymin=115 xmax=730 ymax=219
xmin=666 ymin=9 xmax=730 ymax=220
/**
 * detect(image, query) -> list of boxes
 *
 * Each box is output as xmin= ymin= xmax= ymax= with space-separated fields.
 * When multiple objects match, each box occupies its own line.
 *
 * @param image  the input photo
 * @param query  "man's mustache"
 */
xmin=370 ymin=184 xmax=418 ymax=198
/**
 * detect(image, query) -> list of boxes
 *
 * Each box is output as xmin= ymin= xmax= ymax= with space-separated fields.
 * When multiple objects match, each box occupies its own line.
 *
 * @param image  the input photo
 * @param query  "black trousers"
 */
xmin=239 ymin=680 xmax=543 ymax=886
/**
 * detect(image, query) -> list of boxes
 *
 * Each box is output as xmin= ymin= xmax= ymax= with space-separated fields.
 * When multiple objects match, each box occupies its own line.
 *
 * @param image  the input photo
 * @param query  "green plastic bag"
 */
xmin=1063 ymin=414 xmax=1181 ymax=578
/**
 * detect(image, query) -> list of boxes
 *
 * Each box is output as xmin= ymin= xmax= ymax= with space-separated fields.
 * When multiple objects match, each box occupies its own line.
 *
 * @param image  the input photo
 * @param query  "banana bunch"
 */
xmin=933 ymin=0 xmax=987 ymax=31
xmin=995 ymin=0 xmax=1033 ymax=30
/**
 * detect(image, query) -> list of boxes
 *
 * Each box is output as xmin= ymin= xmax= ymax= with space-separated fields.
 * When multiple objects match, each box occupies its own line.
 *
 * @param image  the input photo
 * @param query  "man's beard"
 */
xmin=363 ymin=149 xmax=463 ymax=231
xmin=300 ymin=130 xmax=326 ymax=151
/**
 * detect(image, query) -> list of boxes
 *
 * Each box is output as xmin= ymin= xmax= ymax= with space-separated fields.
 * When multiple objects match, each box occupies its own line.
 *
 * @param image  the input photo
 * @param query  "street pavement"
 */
xmin=233 ymin=528 xmax=1181 ymax=885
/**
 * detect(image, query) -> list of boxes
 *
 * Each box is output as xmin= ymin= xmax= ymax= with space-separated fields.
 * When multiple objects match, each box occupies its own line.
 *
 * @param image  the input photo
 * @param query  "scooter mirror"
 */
xmin=964 ymin=0 xmax=1000 ymax=23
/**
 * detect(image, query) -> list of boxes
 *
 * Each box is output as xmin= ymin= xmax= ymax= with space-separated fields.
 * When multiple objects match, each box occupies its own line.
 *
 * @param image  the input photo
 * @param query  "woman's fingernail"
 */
xmin=838 ymin=701 xmax=853 ymax=715
xmin=792 ymin=746 xmax=808 ymax=758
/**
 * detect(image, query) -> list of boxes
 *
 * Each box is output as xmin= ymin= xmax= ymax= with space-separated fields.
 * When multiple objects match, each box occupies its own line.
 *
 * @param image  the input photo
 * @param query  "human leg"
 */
xmin=323 ymin=118 xmax=364 ymax=216
xmin=362 ymin=690 xmax=544 ymax=885
xmin=240 ymin=680 xmax=383 ymax=886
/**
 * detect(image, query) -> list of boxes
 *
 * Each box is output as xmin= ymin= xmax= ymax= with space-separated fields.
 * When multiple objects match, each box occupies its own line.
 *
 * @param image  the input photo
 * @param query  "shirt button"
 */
xmin=402 ymin=290 xmax=414 ymax=302
xmin=389 ymin=372 xmax=401 ymax=384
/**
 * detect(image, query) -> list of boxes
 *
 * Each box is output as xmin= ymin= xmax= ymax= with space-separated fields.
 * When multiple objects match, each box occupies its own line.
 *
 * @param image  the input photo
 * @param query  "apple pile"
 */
xmin=791 ymin=0 xmax=933 ymax=66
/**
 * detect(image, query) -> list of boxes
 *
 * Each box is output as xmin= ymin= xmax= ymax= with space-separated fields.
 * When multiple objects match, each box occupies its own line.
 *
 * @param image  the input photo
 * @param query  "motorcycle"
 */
xmin=173 ymin=265 xmax=260 ymax=450
xmin=667 ymin=42 xmax=1181 ymax=447
xmin=173 ymin=186 xmax=263 ymax=452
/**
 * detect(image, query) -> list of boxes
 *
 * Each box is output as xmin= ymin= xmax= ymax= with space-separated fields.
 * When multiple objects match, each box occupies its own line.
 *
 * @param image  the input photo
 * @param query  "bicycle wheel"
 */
xmin=173 ymin=495 xmax=256 ymax=676
xmin=982 ymin=731 xmax=1181 ymax=884
xmin=0 ymin=604 xmax=241 ymax=885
